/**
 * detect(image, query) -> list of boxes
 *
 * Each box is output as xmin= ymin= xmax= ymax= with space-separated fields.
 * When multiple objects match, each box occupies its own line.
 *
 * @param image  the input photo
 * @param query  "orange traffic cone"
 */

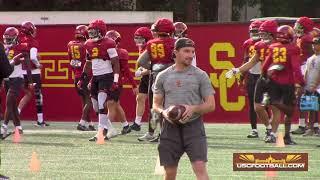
xmin=276 ymin=132 xmax=285 ymax=148
xmin=96 ymin=128 xmax=105 ymax=145
xmin=265 ymin=170 xmax=277 ymax=180
xmin=154 ymin=155 xmax=165 ymax=175
xmin=29 ymin=151 xmax=40 ymax=173
xmin=13 ymin=127 xmax=21 ymax=143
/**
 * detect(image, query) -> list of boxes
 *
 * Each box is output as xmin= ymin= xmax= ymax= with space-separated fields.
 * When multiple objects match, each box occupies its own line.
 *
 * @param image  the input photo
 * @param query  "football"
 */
xmin=167 ymin=105 xmax=186 ymax=124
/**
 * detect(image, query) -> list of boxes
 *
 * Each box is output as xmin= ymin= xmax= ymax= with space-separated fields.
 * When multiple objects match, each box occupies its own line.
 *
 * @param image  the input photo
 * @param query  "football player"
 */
xmin=261 ymin=25 xmax=304 ymax=144
xmin=137 ymin=18 xmax=176 ymax=142
xmin=291 ymin=17 xmax=315 ymax=135
xmin=80 ymin=19 xmax=120 ymax=141
xmin=18 ymin=21 xmax=49 ymax=127
xmin=226 ymin=20 xmax=278 ymax=142
xmin=68 ymin=25 xmax=95 ymax=131
xmin=242 ymin=20 xmax=263 ymax=138
xmin=173 ymin=22 xmax=197 ymax=67
xmin=1 ymin=27 xmax=33 ymax=139
xmin=130 ymin=27 xmax=153 ymax=131
xmin=105 ymin=30 xmax=138 ymax=135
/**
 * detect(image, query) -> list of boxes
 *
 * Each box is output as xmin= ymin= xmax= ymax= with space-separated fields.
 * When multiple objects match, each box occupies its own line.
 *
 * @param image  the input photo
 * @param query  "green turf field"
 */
xmin=1 ymin=121 xmax=319 ymax=180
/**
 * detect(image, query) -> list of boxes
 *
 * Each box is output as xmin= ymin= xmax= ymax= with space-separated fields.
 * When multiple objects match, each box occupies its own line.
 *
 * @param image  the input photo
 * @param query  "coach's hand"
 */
xmin=161 ymin=108 xmax=175 ymax=124
xmin=181 ymin=105 xmax=195 ymax=123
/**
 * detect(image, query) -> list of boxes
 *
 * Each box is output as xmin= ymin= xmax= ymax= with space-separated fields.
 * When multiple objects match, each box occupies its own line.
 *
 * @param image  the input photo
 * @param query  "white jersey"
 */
xmin=91 ymin=48 xmax=117 ymax=76
xmin=249 ymin=62 xmax=261 ymax=74
xmin=9 ymin=64 xmax=24 ymax=78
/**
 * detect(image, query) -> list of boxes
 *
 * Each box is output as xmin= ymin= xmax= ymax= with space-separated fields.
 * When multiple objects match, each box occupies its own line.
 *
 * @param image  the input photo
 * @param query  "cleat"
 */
xmin=284 ymin=135 xmax=297 ymax=145
xmin=88 ymin=125 xmax=96 ymax=131
xmin=247 ymin=130 xmax=259 ymax=138
xmin=35 ymin=121 xmax=50 ymax=127
xmin=77 ymin=124 xmax=88 ymax=131
xmin=89 ymin=128 xmax=108 ymax=142
xmin=121 ymin=125 xmax=131 ymax=135
xmin=107 ymin=128 xmax=118 ymax=139
xmin=149 ymin=134 xmax=160 ymax=143
xmin=302 ymin=129 xmax=314 ymax=137
xmin=138 ymin=132 xmax=155 ymax=141
xmin=130 ymin=123 xmax=141 ymax=131
xmin=291 ymin=126 xmax=305 ymax=135
xmin=263 ymin=129 xmax=271 ymax=141
xmin=265 ymin=134 xmax=276 ymax=143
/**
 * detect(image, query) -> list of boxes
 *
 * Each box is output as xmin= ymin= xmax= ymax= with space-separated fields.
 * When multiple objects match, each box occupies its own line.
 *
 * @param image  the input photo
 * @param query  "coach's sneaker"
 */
xmin=284 ymin=135 xmax=297 ymax=145
xmin=107 ymin=128 xmax=118 ymax=139
xmin=291 ymin=126 xmax=305 ymax=135
xmin=138 ymin=132 xmax=155 ymax=141
xmin=265 ymin=134 xmax=276 ymax=143
xmin=35 ymin=121 xmax=50 ymax=127
xmin=77 ymin=124 xmax=88 ymax=131
xmin=247 ymin=130 xmax=259 ymax=138
xmin=130 ymin=123 xmax=141 ymax=131
xmin=88 ymin=125 xmax=96 ymax=131
xmin=302 ymin=129 xmax=314 ymax=137
xmin=121 ymin=125 xmax=131 ymax=135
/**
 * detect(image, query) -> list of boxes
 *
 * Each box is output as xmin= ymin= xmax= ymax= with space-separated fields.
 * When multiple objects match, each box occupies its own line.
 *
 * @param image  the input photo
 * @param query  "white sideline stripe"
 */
xmin=2 ymin=169 xmax=317 ymax=179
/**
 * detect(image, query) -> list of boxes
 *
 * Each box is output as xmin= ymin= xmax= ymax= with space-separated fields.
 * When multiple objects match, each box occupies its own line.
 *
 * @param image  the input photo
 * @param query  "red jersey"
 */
xmin=5 ymin=43 xmax=28 ymax=62
xmin=254 ymin=40 xmax=270 ymax=62
xmin=67 ymin=40 xmax=87 ymax=78
xmin=295 ymin=34 xmax=313 ymax=64
xmin=262 ymin=42 xmax=304 ymax=85
xmin=84 ymin=37 xmax=117 ymax=76
xmin=146 ymin=37 xmax=175 ymax=64
xmin=19 ymin=34 xmax=39 ymax=70
xmin=117 ymin=48 xmax=137 ymax=88
xmin=243 ymin=38 xmax=259 ymax=61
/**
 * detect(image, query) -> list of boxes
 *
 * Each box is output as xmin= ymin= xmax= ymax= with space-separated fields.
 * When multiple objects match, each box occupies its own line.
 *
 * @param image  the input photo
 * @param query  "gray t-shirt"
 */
xmin=305 ymin=54 xmax=320 ymax=92
xmin=154 ymin=65 xmax=215 ymax=122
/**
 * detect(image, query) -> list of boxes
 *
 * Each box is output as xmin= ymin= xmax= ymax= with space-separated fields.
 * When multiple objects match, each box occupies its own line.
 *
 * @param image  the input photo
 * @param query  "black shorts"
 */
xmin=268 ymin=80 xmax=295 ymax=106
xmin=158 ymin=118 xmax=207 ymax=166
xmin=90 ymin=73 xmax=113 ymax=97
xmin=107 ymin=86 xmax=122 ymax=102
xmin=23 ymin=74 xmax=41 ymax=89
xmin=254 ymin=77 xmax=269 ymax=104
xmin=74 ymin=77 xmax=90 ymax=96
xmin=5 ymin=77 xmax=23 ymax=96
xmin=138 ymin=75 xmax=149 ymax=94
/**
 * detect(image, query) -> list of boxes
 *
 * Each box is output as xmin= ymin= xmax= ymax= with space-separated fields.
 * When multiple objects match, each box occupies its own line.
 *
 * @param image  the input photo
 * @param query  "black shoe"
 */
xmin=88 ymin=125 xmax=96 ymax=131
xmin=130 ymin=123 xmax=141 ymax=131
xmin=0 ymin=132 xmax=12 ymax=140
xmin=149 ymin=134 xmax=160 ymax=143
xmin=263 ymin=129 xmax=271 ymax=141
xmin=35 ymin=121 xmax=50 ymax=127
xmin=121 ymin=125 xmax=131 ymax=135
xmin=89 ymin=128 xmax=108 ymax=142
xmin=291 ymin=126 xmax=305 ymax=135
xmin=284 ymin=136 xmax=297 ymax=145
xmin=247 ymin=130 xmax=259 ymax=138
xmin=77 ymin=124 xmax=88 ymax=131
xmin=265 ymin=134 xmax=276 ymax=143
xmin=0 ymin=174 xmax=10 ymax=180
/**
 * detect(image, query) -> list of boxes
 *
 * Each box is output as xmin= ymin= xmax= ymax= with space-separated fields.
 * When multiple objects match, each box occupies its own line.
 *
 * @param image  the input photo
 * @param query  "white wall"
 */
xmin=0 ymin=11 xmax=173 ymax=25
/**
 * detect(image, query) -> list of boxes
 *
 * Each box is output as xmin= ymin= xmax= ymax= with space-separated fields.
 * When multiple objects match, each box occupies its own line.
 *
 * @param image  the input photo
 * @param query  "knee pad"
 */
xmin=98 ymin=92 xmax=107 ymax=110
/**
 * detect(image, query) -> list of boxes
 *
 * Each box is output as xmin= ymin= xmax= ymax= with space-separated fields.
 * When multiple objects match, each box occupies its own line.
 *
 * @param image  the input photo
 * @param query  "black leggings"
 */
xmin=246 ymin=73 xmax=260 ymax=129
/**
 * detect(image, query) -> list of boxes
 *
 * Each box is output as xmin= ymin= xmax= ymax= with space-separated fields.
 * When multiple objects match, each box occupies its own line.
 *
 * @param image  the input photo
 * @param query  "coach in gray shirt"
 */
xmin=153 ymin=38 xmax=215 ymax=180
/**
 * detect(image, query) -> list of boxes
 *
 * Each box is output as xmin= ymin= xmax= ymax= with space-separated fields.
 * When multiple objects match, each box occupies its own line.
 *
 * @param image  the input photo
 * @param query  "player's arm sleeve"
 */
xmin=30 ymin=47 xmax=41 ymax=67
xmin=199 ymin=71 xmax=215 ymax=98
xmin=108 ymin=47 xmax=120 ymax=79
xmin=137 ymin=50 xmax=151 ymax=69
